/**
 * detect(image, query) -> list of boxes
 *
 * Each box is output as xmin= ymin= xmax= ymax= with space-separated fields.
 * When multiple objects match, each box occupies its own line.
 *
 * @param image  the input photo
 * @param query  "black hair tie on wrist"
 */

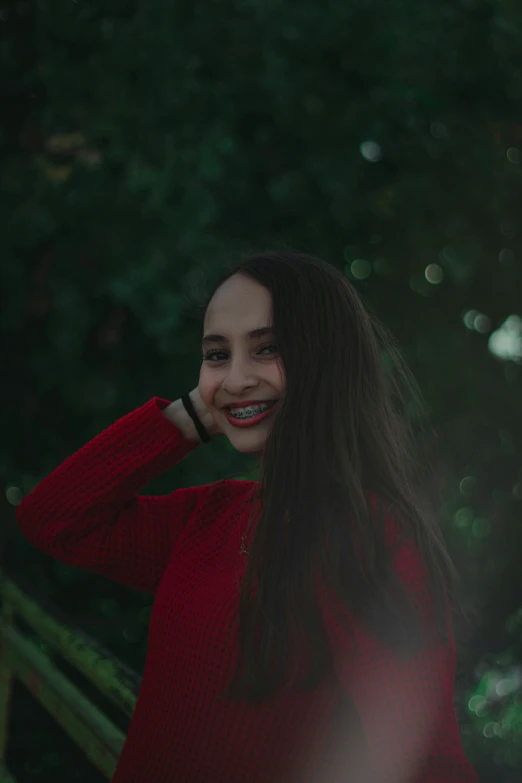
xmin=181 ymin=394 xmax=211 ymax=443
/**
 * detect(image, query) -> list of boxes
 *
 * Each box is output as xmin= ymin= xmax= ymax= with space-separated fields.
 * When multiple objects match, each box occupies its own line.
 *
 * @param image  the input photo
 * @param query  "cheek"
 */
xmin=273 ymin=362 xmax=286 ymax=392
xmin=198 ymin=369 xmax=217 ymax=407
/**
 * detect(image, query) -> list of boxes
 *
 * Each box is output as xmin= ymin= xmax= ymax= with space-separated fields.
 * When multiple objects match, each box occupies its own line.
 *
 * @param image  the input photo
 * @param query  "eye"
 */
xmin=259 ymin=343 xmax=278 ymax=355
xmin=204 ymin=344 xmax=279 ymax=362
xmin=203 ymin=350 xmax=226 ymax=361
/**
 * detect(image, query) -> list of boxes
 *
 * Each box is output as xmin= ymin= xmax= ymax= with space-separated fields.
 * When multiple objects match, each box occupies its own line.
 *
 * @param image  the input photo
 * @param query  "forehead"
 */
xmin=204 ymin=274 xmax=272 ymax=329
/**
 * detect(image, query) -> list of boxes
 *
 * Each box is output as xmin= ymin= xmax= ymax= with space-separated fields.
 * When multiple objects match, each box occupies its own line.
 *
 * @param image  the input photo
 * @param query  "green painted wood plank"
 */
xmin=0 ymin=575 xmax=138 ymax=718
xmin=0 ymin=761 xmax=18 ymax=782
xmin=1 ymin=624 xmax=126 ymax=780
xmin=0 ymin=603 xmax=14 ymax=764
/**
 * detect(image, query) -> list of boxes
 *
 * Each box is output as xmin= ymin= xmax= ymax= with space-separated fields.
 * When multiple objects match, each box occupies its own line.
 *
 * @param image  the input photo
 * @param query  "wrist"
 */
xmin=163 ymin=398 xmax=201 ymax=444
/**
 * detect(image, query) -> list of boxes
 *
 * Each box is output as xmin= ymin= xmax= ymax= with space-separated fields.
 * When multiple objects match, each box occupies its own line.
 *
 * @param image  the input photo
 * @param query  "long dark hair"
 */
xmin=189 ymin=248 xmax=461 ymax=704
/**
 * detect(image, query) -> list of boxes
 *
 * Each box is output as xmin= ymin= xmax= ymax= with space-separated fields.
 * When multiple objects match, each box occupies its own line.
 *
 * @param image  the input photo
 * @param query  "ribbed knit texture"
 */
xmin=16 ymin=398 xmax=477 ymax=783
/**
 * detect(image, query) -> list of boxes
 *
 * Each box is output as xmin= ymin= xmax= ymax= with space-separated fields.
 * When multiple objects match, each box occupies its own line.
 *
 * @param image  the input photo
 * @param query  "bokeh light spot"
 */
xmin=460 ymin=476 xmax=477 ymax=497
xmin=488 ymin=315 xmax=522 ymax=362
xmin=469 ymin=695 xmax=490 ymax=715
xmin=495 ymin=673 xmax=521 ymax=697
xmin=409 ymin=274 xmax=430 ymax=296
xmin=425 ymin=263 xmax=444 ymax=284
xmin=474 ymin=314 xmax=492 ymax=333
xmin=454 ymin=507 xmax=473 ymax=528
xmin=351 ymin=258 xmax=372 ymax=279
xmin=483 ymin=722 xmax=500 ymax=738
xmin=498 ymin=248 xmax=515 ymax=265
xmin=472 ymin=517 xmax=491 ymax=538
xmin=359 ymin=141 xmax=381 ymax=162
xmin=463 ymin=310 xmax=479 ymax=330
xmin=463 ymin=309 xmax=492 ymax=333
xmin=6 ymin=485 xmax=23 ymax=506
xmin=430 ymin=121 xmax=449 ymax=140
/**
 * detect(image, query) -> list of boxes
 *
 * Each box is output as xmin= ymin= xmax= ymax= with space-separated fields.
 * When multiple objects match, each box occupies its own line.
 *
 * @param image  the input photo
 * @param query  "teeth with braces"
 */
xmin=228 ymin=403 xmax=271 ymax=418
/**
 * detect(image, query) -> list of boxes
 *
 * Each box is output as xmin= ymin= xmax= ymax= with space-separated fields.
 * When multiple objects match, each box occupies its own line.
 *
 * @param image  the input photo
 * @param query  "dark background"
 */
xmin=1 ymin=0 xmax=522 ymax=779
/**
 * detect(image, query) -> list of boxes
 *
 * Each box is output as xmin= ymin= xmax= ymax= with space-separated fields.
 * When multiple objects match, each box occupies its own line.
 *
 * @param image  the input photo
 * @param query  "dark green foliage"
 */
xmin=2 ymin=1 xmax=522 ymax=779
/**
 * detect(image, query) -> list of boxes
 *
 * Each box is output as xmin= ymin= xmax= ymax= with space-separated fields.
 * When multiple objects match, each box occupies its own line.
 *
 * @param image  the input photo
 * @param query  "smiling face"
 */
xmin=199 ymin=273 xmax=285 ymax=457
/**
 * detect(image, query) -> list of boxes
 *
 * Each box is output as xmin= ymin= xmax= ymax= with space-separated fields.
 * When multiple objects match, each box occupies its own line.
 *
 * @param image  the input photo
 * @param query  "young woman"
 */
xmin=16 ymin=250 xmax=478 ymax=783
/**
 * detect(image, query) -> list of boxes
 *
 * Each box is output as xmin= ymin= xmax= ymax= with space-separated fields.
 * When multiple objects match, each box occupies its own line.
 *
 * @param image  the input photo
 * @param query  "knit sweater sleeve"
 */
xmin=15 ymin=397 xmax=208 ymax=594
xmin=320 ymin=522 xmax=478 ymax=783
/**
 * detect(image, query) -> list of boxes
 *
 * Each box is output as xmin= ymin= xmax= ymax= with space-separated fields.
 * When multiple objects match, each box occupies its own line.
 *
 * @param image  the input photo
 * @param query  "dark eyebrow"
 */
xmin=202 ymin=326 xmax=275 ymax=346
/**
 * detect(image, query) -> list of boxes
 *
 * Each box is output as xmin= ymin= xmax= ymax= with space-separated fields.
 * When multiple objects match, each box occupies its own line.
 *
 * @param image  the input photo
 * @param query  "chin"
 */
xmin=227 ymin=437 xmax=265 ymax=457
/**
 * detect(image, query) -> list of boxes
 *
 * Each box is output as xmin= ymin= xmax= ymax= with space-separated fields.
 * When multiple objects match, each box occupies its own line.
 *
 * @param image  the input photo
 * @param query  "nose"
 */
xmin=221 ymin=357 xmax=260 ymax=394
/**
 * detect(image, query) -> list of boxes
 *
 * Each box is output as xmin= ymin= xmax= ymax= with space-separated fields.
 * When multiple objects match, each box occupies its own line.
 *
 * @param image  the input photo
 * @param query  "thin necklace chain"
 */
xmin=239 ymin=488 xmax=259 ymax=555
xmin=239 ymin=497 xmax=289 ymax=555
xmin=240 ymin=510 xmax=255 ymax=555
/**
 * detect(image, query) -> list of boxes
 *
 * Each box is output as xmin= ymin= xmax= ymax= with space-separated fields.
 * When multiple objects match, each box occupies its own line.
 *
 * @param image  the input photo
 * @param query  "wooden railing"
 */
xmin=0 ymin=567 xmax=141 ymax=780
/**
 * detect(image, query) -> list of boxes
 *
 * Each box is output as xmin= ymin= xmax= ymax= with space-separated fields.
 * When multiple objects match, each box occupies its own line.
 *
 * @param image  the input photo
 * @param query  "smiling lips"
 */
xmin=223 ymin=400 xmax=280 ymax=428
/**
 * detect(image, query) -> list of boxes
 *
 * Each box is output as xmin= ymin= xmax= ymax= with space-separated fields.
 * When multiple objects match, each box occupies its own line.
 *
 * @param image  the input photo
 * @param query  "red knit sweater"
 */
xmin=16 ymin=398 xmax=477 ymax=783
